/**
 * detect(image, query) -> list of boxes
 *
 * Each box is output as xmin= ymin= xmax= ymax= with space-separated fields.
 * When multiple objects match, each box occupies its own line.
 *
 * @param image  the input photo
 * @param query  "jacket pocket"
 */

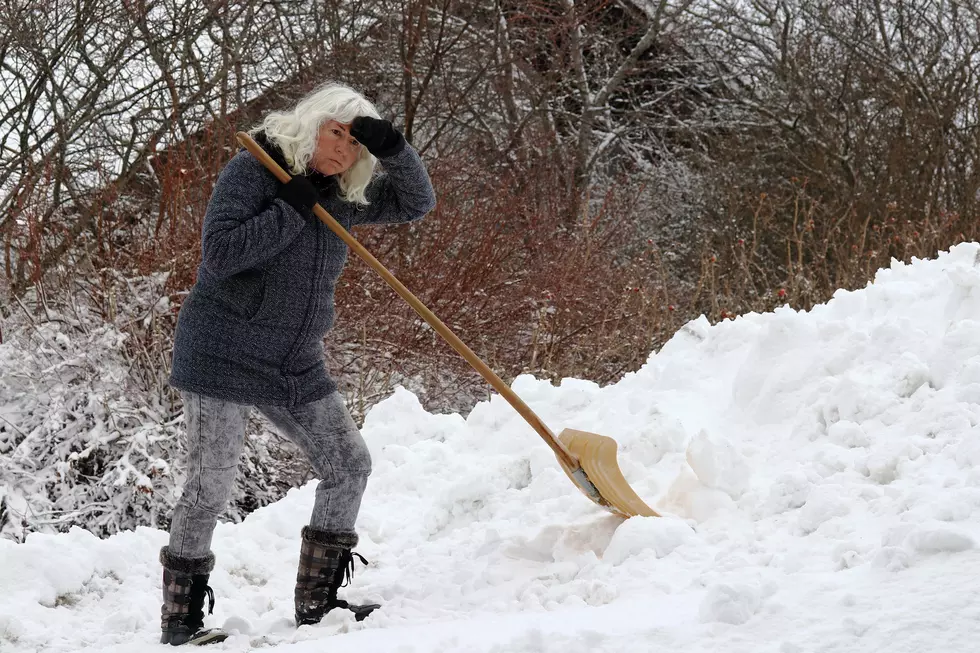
xmin=248 ymin=274 xmax=268 ymax=322
xmin=214 ymin=268 xmax=265 ymax=321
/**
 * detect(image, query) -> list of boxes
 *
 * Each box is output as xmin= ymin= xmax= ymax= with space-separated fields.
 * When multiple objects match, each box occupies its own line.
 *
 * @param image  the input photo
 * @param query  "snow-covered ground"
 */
xmin=5 ymin=244 xmax=980 ymax=652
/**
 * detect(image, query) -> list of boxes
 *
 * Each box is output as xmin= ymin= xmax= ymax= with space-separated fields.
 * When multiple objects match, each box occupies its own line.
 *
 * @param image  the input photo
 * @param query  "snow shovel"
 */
xmin=237 ymin=131 xmax=659 ymax=518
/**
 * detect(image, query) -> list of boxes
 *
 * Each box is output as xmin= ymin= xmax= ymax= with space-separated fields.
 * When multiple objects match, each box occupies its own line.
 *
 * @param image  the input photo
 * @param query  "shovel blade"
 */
xmin=556 ymin=428 xmax=660 ymax=518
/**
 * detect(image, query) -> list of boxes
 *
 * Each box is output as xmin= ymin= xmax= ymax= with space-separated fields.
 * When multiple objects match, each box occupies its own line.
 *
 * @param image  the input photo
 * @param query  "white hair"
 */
xmin=253 ymin=82 xmax=381 ymax=205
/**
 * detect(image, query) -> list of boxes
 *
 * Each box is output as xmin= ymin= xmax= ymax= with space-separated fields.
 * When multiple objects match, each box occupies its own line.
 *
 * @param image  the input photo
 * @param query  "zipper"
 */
xmin=281 ymin=221 xmax=327 ymax=405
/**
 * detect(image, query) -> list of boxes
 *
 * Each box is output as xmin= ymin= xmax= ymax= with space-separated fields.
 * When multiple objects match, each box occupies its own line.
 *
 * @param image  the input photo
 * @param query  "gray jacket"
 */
xmin=169 ymin=135 xmax=436 ymax=406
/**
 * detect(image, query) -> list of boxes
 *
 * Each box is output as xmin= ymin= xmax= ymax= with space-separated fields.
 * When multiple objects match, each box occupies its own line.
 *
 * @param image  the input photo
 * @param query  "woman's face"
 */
xmin=311 ymin=120 xmax=362 ymax=176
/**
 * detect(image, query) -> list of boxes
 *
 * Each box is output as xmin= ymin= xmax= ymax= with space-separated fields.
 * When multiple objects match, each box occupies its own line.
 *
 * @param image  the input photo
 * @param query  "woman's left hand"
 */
xmin=351 ymin=116 xmax=406 ymax=158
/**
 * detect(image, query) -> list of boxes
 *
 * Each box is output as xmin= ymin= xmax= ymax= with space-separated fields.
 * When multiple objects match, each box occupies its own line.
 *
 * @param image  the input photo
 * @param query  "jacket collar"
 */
xmin=250 ymin=131 xmax=339 ymax=197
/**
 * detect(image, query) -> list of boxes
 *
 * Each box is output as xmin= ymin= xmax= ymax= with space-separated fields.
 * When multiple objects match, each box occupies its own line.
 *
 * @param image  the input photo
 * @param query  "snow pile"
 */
xmin=3 ymin=244 xmax=980 ymax=652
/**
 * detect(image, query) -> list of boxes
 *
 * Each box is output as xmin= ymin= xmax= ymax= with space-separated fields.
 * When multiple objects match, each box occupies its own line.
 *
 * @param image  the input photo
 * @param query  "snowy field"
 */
xmin=4 ymin=244 xmax=980 ymax=652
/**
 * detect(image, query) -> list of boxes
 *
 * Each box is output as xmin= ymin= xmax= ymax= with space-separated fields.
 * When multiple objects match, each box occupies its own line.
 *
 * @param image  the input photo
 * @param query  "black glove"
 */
xmin=276 ymin=175 xmax=318 ymax=216
xmin=351 ymin=116 xmax=406 ymax=158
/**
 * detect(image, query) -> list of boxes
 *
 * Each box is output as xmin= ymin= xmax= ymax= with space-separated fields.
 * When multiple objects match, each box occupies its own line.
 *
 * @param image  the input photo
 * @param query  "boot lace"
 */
xmin=187 ymin=579 xmax=216 ymax=628
xmin=338 ymin=550 xmax=369 ymax=588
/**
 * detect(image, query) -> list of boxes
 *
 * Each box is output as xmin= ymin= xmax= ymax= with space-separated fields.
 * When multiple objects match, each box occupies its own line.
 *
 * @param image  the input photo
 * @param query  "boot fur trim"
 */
xmin=159 ymin=546 xmax=216 ymax=575
xmin=301 ymin=526 xmax=358 ymax=549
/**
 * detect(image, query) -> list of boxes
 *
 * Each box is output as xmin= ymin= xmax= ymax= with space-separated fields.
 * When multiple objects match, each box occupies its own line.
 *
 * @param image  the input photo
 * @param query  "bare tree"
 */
xmin=691 ymin=0 xmax=980 ymax=222
xmin=0 ymin=0 xmax=346 ymax=296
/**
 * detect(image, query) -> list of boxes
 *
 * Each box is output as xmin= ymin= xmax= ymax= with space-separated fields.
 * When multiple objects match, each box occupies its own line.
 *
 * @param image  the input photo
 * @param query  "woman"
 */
xmin=159 ymin=82 xmax=436 ymax=646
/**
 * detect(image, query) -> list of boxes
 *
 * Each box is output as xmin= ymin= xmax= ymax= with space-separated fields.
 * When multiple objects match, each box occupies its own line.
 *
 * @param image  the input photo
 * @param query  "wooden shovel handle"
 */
xmin=236 ymin=132 xmax=581 ymax=470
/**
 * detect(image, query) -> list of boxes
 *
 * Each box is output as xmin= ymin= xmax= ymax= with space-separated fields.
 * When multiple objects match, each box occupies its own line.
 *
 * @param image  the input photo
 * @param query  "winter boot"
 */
xmin=294 ymin=527 xmax=380 ymax=626
xmin=159 ymin=546 xmax=228 ymax=646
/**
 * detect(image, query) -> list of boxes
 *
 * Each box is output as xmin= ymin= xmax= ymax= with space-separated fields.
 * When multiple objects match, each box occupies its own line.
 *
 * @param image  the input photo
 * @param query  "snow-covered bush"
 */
xmin=0 ymin=273 xmax=307 ymax=542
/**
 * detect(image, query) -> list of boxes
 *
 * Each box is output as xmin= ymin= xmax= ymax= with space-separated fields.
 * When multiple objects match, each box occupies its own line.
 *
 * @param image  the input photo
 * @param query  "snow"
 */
xmin=4 ymin=243 xmax=980 ymax=651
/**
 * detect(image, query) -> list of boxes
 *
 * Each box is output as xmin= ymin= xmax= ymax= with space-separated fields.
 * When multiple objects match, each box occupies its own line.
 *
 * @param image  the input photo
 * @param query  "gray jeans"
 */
xmin=167 ymin=390 xmax=372 ymax=559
